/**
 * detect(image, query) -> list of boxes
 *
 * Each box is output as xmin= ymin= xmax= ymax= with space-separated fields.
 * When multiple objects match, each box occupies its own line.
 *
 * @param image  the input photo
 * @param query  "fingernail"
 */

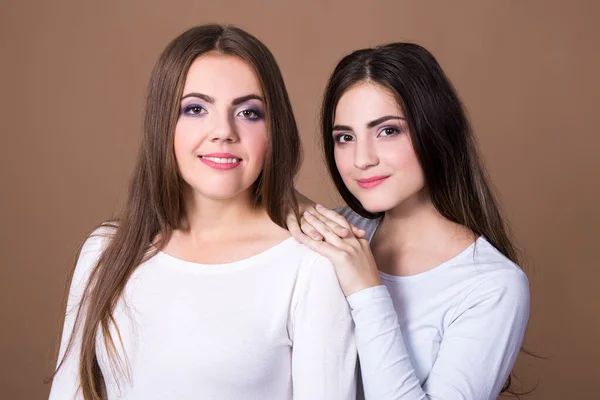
xmin=316 ymin=204 xmax=323 ymax=209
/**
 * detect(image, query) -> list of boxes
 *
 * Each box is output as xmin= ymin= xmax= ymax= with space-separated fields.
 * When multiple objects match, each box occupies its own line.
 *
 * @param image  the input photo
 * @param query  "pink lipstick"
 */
xmin=357 ymin=175 xmax=390 ymax=189
xmin=199 ymin=153 xmax=242 ymax=170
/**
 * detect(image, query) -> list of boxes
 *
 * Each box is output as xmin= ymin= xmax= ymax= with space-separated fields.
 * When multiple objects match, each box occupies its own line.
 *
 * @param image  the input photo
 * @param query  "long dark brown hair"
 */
xmin=53 ymin=24 xmax=301 ymax=399
xmin=321 ymin=43 xmax=527 ymax=394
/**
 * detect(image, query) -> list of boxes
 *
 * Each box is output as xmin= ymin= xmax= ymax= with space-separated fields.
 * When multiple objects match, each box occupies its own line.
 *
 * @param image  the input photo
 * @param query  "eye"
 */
xmin=182 ymin=104 xmax=206 ymax=117
xmin=238 ymin=108 xmax=263 ymax=120
xmin=334 ymin=133 xmax=355 ymax=144
xmin=378 ymin=126 xmax=402 ymax=137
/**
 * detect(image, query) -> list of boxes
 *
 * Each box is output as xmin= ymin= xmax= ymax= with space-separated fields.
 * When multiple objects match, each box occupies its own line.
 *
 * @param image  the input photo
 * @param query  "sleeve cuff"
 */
xmin=347 ymin=284 xmax=391 ymax=310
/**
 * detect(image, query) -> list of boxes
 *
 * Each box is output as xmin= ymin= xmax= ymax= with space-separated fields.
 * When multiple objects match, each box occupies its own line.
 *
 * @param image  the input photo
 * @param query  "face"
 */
xmin=332 ymin=82 xmax=425 ymax=213
xmin=174 ymin=53 xmax=268 ymax=201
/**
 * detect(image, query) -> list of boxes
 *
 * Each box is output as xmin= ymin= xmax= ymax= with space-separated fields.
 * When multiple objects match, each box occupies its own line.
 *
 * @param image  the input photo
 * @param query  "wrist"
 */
xmin=344 ymin=275 xmax=382 ymax=297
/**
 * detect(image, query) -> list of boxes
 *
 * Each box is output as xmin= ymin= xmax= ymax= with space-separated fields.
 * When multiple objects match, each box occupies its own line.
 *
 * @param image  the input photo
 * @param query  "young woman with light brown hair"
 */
xmin=49 ymin=24 xmax=357 ymax=400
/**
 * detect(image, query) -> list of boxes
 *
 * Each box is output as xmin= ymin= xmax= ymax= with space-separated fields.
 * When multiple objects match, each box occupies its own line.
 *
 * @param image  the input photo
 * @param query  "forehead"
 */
xmin=182 ymin=52 xmax=263 ymax=98
xmin=334 ymin=82 xmax=404 ymax=123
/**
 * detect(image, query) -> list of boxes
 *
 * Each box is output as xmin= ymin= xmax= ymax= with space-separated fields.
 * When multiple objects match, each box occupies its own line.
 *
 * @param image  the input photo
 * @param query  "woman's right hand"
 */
xmin=299 ymin=204 xmax=380 ymax=297
xmin=286 ymin=189 xmax=365 ymax=243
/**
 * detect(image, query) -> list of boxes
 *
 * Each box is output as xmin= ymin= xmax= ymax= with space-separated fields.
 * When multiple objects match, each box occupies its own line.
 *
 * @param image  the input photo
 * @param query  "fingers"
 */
xmin=314 ymin=204 xmax=367 ymax=239
xmin=292 ymin=199 xmax=367 ymax=241
xmin=309 ymin=211 xmax=350 ymax=238
xmin=300 ymin=216 xmax=324 ymax=241
xmin=357 ymin=238 xmax=371 ymax=249
xmin=286 ymin=211 xmax=314 ymax=244
xmin=298 ymin=206 xmax=323 ymax=240
xmin=303 ymin=212 xmax=348 ymax=248
xmin=306 ymin=204 xmax=351 ymax=238
xmin=292 ymin=190 xmax=324 ymax=240
xmin=352 ymin=225 xmax=367 ymax=238
xmin=315 ymin=204 xmax=351 ymax=229
xmin=299 ymin=236 xmax=341 ymax=260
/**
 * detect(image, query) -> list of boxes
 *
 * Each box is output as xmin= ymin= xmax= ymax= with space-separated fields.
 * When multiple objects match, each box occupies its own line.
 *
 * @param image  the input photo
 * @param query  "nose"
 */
xmin=354 ymin=137 xmax=379 ymax=170
xmin=209 ymin=113 xmax=238 ymax=143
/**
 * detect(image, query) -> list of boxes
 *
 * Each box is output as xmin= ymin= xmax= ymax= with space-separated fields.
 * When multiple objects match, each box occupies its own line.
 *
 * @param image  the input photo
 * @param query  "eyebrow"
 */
xmin=232 ymin=94 xmax=263 ymax=105
xmin=180 ymin=92 xmax=263 ymax=105
xmin=367 ymin=115 xmax=405 ymax=128
xmin=332 ymin=115 xmax=406 ymax=132
xmin=181 ymin=92 xmax=214 ymax=103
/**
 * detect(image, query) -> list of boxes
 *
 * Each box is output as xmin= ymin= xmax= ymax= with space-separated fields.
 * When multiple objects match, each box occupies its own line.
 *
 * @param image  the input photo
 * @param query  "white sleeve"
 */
xmin=347 ymin=270 xmax=530 ymax=400
xmin=290 ymin=255 xmax=358 ymax=400
xmin=48 ymin=229 xmax=110 ymax=400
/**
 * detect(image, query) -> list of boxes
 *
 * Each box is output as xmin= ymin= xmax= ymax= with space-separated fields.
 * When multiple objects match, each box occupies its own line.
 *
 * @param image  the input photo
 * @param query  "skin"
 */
xmin=288 ymin=82 xmax=475 ymax=296
xmin=163 ymin=52 xmax=289 ymax=265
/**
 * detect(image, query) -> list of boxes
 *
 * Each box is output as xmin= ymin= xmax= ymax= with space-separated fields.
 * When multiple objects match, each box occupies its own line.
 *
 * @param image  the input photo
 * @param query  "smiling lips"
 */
xmin=199 ymin=153 xmax=242 ymax=170
xmin=357 ymin=175 xmax=390 ymax=189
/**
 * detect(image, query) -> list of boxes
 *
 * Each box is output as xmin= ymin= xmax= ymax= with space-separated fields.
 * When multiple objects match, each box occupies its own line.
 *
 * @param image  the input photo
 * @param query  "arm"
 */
xmin=48 ymin=230 xmax=109 ymax=400
xmin=348 ymin=271 xmax=530 ymax=400
xmin=300 ymin=207 xmax=530 ymax=399
xmin=290 ymin=255 xmax=358 ymax=400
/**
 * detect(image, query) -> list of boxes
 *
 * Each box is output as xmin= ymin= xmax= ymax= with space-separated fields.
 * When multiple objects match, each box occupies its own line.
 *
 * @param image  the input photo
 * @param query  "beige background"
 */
xmin=1 ymin=0 xmax=598 ymax=398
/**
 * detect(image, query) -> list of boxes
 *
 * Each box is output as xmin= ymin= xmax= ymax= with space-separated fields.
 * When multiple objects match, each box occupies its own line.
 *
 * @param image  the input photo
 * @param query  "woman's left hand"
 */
xmin=299 ymin=204 xmax=382 ymax=297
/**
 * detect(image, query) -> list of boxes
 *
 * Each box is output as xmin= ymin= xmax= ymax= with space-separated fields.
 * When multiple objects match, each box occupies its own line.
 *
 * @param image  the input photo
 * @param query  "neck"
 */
xmin=181 ymin=187 xmax=263 ymax=242
xmin=372 ymin=190 xmax=476 ymax=275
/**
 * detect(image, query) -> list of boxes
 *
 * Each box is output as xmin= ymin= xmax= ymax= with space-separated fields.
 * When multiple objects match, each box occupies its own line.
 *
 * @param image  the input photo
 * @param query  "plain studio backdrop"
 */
xmin=1 ymin=0 xmax=598 ymax=398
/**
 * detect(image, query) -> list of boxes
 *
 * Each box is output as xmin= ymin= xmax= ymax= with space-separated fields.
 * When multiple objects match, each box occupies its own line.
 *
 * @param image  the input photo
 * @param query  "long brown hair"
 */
xmin=321 ymin=43 xmax=526 ymax=394
xmin=54 ymin=24 xmax=301 ymax=399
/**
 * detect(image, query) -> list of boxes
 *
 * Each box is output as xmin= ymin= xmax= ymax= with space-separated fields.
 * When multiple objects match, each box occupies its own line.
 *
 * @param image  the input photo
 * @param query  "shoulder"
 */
xmin=467 ymin=267 xmax=530 ymax=307
xmin=288 ymin=243 xmax=344 ymax=301
xmin=286 ymin=239 xmax=337 ymax=278
xmin=64 ymin=222 xmax=118 ymax=302
xmin=80 ymin=222 xmax=117 ymax=253
xmin=452 ymin=239 xmax=530 ymax=320
xmin=264 ymin=236 xmax=337 ymax=276
xmin=73 ymin=222 xmax=117 ymax=278
xmin=471 ymin=238 xmax=529 ymax=292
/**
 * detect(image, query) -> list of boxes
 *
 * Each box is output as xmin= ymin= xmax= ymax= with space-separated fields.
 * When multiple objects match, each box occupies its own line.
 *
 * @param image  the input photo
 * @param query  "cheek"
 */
xmin=381 ymin=138 xmax=425 ymax=182
xmin=173 ymin=119 xmax=199 ymax=163
xmin=173 ymin=129 xmax=187 ymax=168
xmin=333 ymin=147 xmax=354 ymax=176
xmin=386 ymin=144 xmax=418 ymax=169
xmin=243 ymin=125 xmax=268 ymax=164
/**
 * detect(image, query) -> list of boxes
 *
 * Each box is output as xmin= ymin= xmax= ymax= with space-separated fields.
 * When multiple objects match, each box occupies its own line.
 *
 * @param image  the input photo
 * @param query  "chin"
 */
xmin=351 ymin=194 xmax=394 ymax=214
xmin=356 ymin=188 xmax=427 ymax=216
xmin=359 ymin=202 xmax=390 ymax=215
xmin=192 ymin=185 xmax=249 ymax=201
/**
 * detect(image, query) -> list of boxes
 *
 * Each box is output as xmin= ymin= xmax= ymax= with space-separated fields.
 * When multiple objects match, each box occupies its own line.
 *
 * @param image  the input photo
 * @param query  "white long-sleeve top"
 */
xmin=49 ymin=227 xmax=357 ymax=400
xmin=338 ymin=207 xmax=530 ymax=400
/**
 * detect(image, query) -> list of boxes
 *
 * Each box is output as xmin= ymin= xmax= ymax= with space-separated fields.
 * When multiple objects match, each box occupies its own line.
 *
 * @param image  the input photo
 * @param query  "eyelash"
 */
xmin=378 ymin=126 xmax=402 ymax=137
xmin=334 ymin=133 xmax=355 ymax=144
xmin=182 ymin=104 xmax=206 ymax=116
xmin=181 ymin=104 xmax=264 ymax=121
xmin=238 ymin=108 xmax=264 ymax=120
xmin=333 ymin=126 xmax=403 ymax=144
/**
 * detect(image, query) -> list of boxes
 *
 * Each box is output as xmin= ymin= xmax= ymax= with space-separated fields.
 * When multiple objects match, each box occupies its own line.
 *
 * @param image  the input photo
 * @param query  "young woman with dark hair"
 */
xmin=288 ymin=43 xmax=530 ymax=399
